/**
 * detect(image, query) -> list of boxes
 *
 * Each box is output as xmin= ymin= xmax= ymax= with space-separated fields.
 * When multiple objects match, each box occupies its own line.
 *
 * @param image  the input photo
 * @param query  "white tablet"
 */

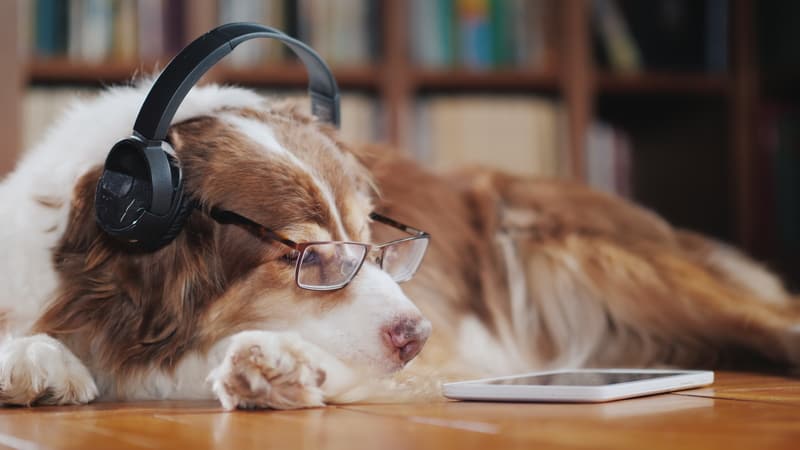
xmin=442 ymin=369 xmax=714 ymax=403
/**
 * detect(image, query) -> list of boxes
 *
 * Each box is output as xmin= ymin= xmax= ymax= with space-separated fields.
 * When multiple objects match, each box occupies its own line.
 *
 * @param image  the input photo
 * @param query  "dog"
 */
xmin=1 ymin=82 xmax=799 ymax=409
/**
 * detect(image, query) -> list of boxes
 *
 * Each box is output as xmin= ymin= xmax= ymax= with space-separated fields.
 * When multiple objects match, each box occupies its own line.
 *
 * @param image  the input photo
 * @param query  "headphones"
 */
xmin=95 ymin=23 xmax=341 ymax=252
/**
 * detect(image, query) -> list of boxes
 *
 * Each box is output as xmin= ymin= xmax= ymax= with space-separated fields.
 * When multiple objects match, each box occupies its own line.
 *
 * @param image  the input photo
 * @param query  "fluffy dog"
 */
xmin=1 ymin=83 xmax=798 ymax=409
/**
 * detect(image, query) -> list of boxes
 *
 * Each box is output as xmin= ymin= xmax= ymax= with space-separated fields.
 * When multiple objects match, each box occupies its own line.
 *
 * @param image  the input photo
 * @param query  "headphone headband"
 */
xmin=133 ymin=22 xmax=341 ymax=142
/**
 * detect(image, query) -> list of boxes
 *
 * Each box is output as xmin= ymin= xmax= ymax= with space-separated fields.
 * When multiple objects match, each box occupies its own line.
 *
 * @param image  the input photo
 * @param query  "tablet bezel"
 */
xmin=441 ymin=369 xmax=714 ymax=402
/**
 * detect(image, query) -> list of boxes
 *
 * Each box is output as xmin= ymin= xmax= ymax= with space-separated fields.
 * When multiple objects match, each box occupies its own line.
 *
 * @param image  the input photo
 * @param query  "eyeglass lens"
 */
xmin=380 ymin=237 xmax=429 ymax=283
xmin=296 ymin=237 xmax=429 ymax=290
xmin=297 ymin=242 xmax=367 ymax=289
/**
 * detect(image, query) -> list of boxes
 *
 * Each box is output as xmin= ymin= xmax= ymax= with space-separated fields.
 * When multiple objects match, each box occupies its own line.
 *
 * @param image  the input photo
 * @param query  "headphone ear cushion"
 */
xmin=150 ymin=194 xmax=197 ymax=250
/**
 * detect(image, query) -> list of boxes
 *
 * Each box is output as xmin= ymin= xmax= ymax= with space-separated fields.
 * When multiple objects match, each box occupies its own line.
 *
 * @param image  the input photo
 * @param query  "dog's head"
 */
xmin=36 ymin=90 xmax=430 ymax=377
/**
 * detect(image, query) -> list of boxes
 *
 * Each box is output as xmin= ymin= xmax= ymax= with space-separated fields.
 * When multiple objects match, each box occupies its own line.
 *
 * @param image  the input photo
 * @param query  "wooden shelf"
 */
xmin=220 ymin=63 xmax=381 ymax=89
xmin=411 ymin=68 xmax=559 ymax=91
xmin=27 ymin=58 xmax=162 ymax=84
xmin=27 ymin=59 xmax=382 ymax=89
xmin=27 ymin=59 xmax=563 ymax=93
xmin=596 ymin=71 xmax=731 ymax=95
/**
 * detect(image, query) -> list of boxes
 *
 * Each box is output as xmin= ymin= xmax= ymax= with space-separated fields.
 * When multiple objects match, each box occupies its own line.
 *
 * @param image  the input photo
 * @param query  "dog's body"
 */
xmin=1 ymin=84 xmax=799 ymax=409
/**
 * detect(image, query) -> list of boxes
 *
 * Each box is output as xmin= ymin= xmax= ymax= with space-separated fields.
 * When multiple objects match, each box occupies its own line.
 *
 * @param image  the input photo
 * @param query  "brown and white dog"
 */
xmin=1 ymin=83 xmax=798 ymax=409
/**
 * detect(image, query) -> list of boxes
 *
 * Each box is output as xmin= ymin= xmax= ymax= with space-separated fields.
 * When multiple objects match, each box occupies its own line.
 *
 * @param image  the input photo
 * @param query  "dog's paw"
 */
xmin=208 ymin=331 xmax=327 ymax=410
xmin=0 ymin=334 xmax=98 ymax=406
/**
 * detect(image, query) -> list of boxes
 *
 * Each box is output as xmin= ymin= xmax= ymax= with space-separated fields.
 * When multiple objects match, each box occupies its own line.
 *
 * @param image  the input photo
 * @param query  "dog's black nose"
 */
xmin=385 ymin=317 xmax=431 ymax=364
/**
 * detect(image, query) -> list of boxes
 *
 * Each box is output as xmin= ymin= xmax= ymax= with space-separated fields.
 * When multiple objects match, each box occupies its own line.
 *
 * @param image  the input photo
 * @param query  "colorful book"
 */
xmin=457 ymin=0 xmax=492 ymax=69
xmin=34 ymin=0 xmax=69 ymax=57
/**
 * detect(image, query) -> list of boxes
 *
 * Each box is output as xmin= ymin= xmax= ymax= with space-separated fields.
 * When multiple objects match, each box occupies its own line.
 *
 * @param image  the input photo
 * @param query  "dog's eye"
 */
xmin=302 ymin=250 xmax=322 ymax=266
xmin=281 ymin=250 xmax=300 ymax=264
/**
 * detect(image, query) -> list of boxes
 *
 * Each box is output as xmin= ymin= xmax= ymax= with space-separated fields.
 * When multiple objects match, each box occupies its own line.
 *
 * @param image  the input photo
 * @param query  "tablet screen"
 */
xmin=486 ymin=371 xmax=688 ymax=386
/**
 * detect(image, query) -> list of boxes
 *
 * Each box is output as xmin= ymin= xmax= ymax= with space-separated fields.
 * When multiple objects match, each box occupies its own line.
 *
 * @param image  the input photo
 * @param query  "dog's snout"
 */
xmin=384 ymin=317 xmax=432 ymax=364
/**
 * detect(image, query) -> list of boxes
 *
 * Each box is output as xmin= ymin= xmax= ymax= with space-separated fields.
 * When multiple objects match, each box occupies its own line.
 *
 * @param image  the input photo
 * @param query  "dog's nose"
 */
xmin=385 ymin=317 xmax=432 ymax=364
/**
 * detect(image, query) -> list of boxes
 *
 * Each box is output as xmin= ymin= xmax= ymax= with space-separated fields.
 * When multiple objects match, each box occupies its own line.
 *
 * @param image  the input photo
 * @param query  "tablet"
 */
xmin=442 ymin=369 xmax=714 ymax=403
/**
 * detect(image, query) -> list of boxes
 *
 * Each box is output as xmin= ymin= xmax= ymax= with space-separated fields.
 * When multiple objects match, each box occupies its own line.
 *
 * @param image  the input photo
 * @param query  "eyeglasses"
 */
xmin=207 ymin=208 xmax=430 ymax=291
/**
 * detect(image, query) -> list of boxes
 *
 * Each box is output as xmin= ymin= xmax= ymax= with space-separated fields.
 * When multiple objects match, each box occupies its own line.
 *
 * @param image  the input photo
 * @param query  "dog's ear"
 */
xmin=55 ymin=165 xmax=106 ymax=256
xmin=35 ymin=162 xmax=224 ymax=377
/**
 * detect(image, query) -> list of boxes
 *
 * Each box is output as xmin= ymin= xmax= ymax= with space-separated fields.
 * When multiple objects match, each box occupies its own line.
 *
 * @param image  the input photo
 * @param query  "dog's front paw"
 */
xmin=0 ymin=334 xmax=98 ymax=406
xmin=208 ymin=331 xmax=327 ymax=410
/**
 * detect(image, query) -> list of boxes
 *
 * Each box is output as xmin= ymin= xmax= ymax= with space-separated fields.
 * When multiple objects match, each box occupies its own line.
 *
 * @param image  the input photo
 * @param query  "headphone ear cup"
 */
xmin=95 ymin=138 xmax=188 ymax=252
xmin=150 ymin=194 xmax=196 ymax=250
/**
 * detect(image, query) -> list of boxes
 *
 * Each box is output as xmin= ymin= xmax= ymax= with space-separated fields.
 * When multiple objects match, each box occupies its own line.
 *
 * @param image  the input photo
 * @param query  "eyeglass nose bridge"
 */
xmin=368 ymin=246 xmax=385 ymax=267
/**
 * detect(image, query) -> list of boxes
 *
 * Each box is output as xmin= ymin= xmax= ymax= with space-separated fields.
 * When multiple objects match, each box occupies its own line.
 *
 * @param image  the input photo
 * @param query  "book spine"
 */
xmin=705 ymin=0 xmax=729 ymax=72
xmin=489 ymin=0 xmax=511 ymax=67
xmin=220 ymin=0 xmax=267 ymax=67
xmin=457 ymin=0 xmax=492 ymax=69
xmin=263 ymin=0 xmax=287 ymax=63
xmin=436 ymin=0 xmax=456 ymax=66
xmin=366 ymin=0 xmax=382 ymax=61
xmin=111 ymin=0 xmax=138 ymax=61
xmin=34 ymin=0 xmax=66 ymax=57
xmin=591 ymin=0 xmax=642 ymax=72
xmin=81 ymin=0 xmax=114 ymax=62
xmin=137 ymin=0 xmax=165 ymax=61
xmin=163 ymin=0 xmax=185 ymax=56
xmin=67 ymin=0 xmax=84 ymax=59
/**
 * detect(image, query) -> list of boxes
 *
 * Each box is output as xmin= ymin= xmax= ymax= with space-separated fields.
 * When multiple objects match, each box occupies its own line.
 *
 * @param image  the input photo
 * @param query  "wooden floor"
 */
xmin=1 ymin=371 xmax=799 ymax=449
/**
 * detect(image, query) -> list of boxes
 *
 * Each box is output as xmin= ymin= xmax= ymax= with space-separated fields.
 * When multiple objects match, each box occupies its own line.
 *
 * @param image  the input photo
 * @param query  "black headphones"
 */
xmin=95 ymin=23 xmax=341 ymax=252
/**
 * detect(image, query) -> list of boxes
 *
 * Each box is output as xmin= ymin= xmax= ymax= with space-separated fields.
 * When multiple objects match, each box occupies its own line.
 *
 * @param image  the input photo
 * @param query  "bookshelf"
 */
xmin=0 ymin=0 xmax=783 ymax=279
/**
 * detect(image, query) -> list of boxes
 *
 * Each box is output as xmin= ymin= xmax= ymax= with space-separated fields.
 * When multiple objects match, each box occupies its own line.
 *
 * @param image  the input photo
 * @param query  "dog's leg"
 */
xmin=207 ymin=330 xmax=355 ymax=410
xmin=0 ymin=334 xmax=98 ymax=405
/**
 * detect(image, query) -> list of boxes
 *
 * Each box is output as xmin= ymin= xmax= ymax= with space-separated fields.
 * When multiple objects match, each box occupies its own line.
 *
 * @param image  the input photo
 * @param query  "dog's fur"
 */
xmin=1 ymin=83 xmax=799 ymax=409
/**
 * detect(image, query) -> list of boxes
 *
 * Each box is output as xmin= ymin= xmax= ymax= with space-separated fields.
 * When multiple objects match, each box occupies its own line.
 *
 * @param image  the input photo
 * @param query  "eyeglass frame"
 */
xmin=206 ymin=207 xmax=430 ymax=291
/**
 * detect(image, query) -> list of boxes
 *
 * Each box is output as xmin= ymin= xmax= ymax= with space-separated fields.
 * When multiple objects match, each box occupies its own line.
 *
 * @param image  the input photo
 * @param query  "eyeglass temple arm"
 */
xmin=207 ymin=207 xmax=300 ymax=249
xmin=369 ymin=212 xmax=429 ymax=237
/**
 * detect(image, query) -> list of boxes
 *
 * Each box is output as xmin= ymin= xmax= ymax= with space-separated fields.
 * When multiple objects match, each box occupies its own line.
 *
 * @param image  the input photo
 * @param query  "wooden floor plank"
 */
xmin=342 ymin=393 xmax=800 ymax=450
xmin=1 ymin=372 xmax=799 ymax=450
xmin=676 ymin=371 xmax=800 ymax=406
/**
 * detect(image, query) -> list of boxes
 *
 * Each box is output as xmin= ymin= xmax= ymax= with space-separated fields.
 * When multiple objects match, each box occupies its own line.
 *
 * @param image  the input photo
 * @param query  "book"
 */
xmin=414 ymin=95 xmax=565 ymax=177
xmin=585 ymin=121 xmax=632 ymax=197
xmin=111 ymin=0 xmax=138 ymax=61
xmin=28 ymin=0 xmax=381 ymax=66
xmin=219 ymin=0 xmax=270 ymax=66
xmin=163 ymin=0 xmax=186 ymax=56
xmin=457 ymin=0 xmax=492 ymax=69
xmin=592 ymin=0 xmax=729 ymax=73
xmin=489 ymin=0 xmax=512 ymax=67
xmin=137 ymin=0 xmax=165 ymax=61
xmin=296 ymin=0 xmax=374 ymax=66
xmin=410 ymin=0 xmax=554 ymax=70
xmin=23 ymin=87 xmax=94 ymax=151
xmin=33 ymin=0 xmax=69 ymax=57
xmin=82 ymin=0 xmax=114 ymax=61
xmin=705 ymin=0 xmax=728 ymax=72
xmin=591 ymin=0 xmax=642 ymax=73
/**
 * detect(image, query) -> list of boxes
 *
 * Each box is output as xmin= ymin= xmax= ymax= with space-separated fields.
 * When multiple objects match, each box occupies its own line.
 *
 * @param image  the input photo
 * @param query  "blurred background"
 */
xmin=0 ymin=0 xmax=798 ymax=286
